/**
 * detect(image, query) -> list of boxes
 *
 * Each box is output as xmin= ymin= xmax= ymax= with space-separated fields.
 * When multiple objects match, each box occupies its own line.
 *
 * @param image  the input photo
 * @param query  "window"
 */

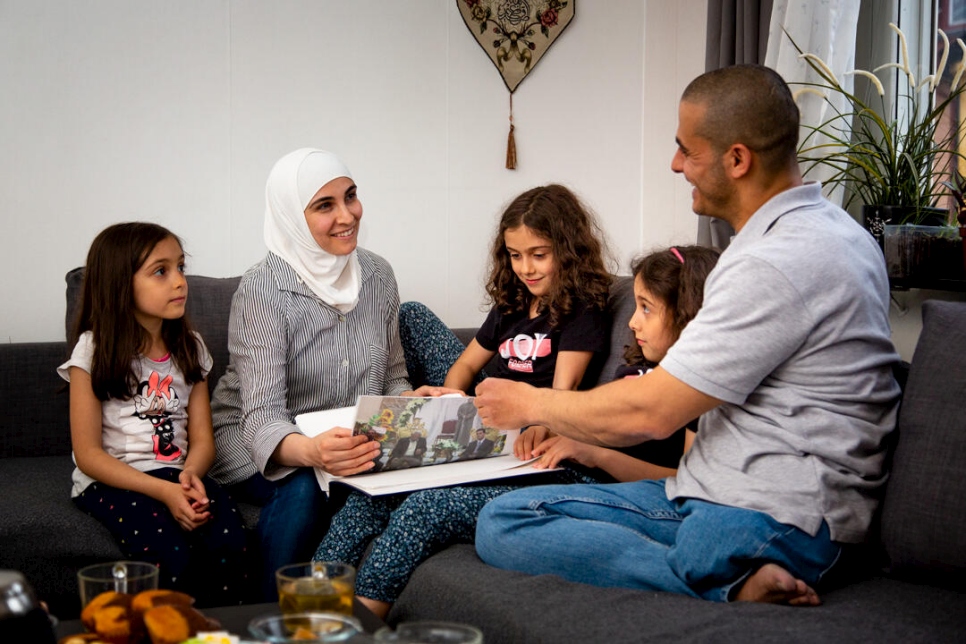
xmin=937 ymin=0 xmax=966 ymax=180
xmin=948 ymin=0 xmax=966 ymax=26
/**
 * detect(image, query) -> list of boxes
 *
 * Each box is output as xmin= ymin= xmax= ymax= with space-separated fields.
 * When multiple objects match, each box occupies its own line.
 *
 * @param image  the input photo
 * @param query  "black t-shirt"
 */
xmin=475 ymin=301 xmax=610 ymax=389
xmin=610 ymin=362 xmax=691 ymax=471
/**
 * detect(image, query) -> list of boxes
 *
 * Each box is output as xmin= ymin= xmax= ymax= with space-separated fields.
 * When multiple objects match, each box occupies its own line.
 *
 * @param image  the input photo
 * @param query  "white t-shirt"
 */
xmin=58 ymin=331 xmax=213 ymax=497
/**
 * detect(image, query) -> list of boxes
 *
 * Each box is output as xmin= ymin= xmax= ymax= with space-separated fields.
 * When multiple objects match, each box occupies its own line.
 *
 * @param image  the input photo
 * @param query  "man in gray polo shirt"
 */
xmin=473 ymin=64 xmax=901 ymax=605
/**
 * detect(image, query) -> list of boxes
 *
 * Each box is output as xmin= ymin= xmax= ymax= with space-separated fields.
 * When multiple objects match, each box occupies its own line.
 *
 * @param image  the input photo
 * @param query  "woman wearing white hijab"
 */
xmin=209 ymin=148 xmax=412 ymax=600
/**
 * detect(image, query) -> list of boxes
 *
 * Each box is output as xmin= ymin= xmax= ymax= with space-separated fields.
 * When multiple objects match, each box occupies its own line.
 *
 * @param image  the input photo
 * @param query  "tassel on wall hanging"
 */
xmin=457 ymin=0 xmax=575 ymax=169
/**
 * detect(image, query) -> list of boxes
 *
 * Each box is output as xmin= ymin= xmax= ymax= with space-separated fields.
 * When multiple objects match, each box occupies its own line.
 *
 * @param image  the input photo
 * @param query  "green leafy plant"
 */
xmin=791 ymin=23 xmax=966 ymax=224
xmin=941 ymin=175 xmax=966 ymax=226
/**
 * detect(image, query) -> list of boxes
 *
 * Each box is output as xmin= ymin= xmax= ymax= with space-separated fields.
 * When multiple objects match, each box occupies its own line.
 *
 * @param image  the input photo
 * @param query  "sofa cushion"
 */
xmin=64 ymin=268 xmax=241 ymax=393
xmin=391 ymin=545 xmax=966 ymax=643
xmin=880 ymin=300 xmax=966 ymax=587
xmin=0 ymin=455 xmax=123 ymax=617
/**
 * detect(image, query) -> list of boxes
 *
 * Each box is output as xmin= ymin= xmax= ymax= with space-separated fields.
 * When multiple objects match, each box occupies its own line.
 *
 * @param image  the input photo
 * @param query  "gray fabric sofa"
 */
xmin=2 ymin=270 xmax=964 ymax=642
xmin=390 ymin=300 xmax=966 ymax=642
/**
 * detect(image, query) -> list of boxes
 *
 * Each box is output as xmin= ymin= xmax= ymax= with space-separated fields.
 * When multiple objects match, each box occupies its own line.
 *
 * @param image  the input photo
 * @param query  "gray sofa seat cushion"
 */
xmin=391 ymin=545 xmax=966 ymax=643
xmin=0 ymin=455 xmax=122 ymax=616
xmin=880 ymin=300 xmax=966 ymax=587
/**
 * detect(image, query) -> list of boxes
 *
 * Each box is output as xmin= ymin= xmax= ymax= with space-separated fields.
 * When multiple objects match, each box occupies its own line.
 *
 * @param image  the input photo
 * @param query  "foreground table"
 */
xmin=56 ymin=598 xmax=386 ymax=640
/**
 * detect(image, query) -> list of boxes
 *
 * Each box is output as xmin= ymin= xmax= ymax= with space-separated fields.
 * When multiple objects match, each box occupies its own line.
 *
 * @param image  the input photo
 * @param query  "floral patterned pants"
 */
xmin=397 ymin=301 xmax=486 ymax=389
xmin=314 ymin=469 xmax=599 ymax=603
xmin=321 ymin=302 xmax=601 ymax=602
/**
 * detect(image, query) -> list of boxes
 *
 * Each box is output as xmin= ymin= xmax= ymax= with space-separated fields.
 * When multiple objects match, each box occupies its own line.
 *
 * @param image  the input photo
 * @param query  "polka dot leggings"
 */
xmin=74 ymin=467 xmax=250 ymax=606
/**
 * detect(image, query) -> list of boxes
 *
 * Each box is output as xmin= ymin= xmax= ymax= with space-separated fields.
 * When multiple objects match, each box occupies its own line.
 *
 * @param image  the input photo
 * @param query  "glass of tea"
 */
xmin=276 ymin=562 xmax=355 ymax=616
xmin=77 ymin=561 xmax=159 ymax=609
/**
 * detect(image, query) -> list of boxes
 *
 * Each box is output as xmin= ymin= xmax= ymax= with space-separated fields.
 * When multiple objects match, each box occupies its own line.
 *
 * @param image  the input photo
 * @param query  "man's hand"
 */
xmin=311 ymin=428 xmax=381 ymax=476
xmin=474 ymin=378 xmax=537 ymax=429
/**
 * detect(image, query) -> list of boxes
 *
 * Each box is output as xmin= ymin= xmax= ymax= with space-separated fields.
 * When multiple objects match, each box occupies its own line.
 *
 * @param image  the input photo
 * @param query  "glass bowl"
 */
xmin=248 ymin=611 xmax=362 ymax=643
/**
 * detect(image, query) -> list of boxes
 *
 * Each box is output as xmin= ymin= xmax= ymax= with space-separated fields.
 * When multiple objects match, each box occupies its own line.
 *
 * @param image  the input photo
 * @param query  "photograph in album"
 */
xmin=351 ymin=395 xmax=505 ymax=471
xmin=295 ymin=396 xmax=549 ymax=496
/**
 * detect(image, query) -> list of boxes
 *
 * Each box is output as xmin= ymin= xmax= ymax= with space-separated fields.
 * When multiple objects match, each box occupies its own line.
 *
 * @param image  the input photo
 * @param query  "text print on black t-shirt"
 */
xmin=499 ymin=333 xmax=552 ymax=373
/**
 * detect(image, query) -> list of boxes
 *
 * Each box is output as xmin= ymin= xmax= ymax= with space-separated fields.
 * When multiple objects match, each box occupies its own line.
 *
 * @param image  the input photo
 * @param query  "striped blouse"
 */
xmin=208 ymin=249 xmax=411 ymax=486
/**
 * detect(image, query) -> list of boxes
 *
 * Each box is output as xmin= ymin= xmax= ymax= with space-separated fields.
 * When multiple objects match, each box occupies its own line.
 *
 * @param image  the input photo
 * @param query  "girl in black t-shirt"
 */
xmin=315 ymin=184 xmax=614 ymax=618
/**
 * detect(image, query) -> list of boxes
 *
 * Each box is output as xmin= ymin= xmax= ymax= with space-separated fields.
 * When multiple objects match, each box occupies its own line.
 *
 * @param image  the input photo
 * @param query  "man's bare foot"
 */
xmin=358 ymin=595 xmax=392 ymax=619
xmin=734 ymin=563 xmax=821 ymax=606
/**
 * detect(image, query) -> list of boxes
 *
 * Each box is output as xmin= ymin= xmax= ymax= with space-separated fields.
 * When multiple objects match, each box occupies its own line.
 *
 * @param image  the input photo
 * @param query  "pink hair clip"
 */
xmin=670 ymin=247 xmax=685 ymax=264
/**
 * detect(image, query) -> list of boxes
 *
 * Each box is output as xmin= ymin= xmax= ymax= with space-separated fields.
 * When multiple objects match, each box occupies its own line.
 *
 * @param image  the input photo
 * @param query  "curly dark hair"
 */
xmin=485 ymin=184 xmax=612 ymax=327
xmin=71 ymin=222 xmax=205 ymax=401
xmin=622 ymin=245 xmax=720 ymax=367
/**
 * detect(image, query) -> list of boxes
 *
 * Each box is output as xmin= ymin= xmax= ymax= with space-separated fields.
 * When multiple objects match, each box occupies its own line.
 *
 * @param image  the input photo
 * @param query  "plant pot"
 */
xmin=862 ymin=205 xmax=949 ymax=247
xmin=883 ymin=224 xmax=964 ymax=281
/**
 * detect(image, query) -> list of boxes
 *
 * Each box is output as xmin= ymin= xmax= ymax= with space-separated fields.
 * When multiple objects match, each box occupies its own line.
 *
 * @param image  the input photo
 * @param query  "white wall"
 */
xmin=4 ymin=0 xmax=945 ymax=362
xmin=0 ymin=0 xmax=707 ymax=343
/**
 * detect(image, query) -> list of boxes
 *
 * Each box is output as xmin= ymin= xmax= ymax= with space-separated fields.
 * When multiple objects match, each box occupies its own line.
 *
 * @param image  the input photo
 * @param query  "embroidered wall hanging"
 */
xmin=457 ymin=0 xmax=575 ymax=169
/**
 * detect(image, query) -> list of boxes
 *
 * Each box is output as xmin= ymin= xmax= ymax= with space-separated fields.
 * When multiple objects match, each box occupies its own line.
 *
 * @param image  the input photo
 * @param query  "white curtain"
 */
xmin=765 ymin=0 xmax=862 ymax=207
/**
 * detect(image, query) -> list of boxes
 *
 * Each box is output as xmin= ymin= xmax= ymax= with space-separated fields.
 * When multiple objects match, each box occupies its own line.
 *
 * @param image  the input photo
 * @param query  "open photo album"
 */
xmin=295 ymin=395 xmax=548 ymax=495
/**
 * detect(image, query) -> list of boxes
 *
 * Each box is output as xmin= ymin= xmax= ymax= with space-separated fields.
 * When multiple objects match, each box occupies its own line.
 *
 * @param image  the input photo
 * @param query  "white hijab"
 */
xmin=263 ymin=148 xmax=361 ymax=313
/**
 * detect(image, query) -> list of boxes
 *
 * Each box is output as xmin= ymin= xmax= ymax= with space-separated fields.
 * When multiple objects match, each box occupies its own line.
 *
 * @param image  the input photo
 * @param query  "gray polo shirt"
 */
xmin=663 ymin=183 xmax=901 ymax=544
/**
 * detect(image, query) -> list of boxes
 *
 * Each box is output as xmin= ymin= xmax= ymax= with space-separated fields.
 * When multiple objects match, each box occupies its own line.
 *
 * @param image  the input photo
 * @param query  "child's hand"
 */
xmin=162 ymin=482 xmax=210 ymax=531
xmin=514 ymin=425 xmax=552 ymax=460
xmin=408 ymin=386 xmax=466 ymax=397
xmin=532 ymin=436 xmax=602 ymax=470
xmin=311 ymin=428 xmax=382 ymax=476
xmin=179 ymin=469 xmax=210 ymax=514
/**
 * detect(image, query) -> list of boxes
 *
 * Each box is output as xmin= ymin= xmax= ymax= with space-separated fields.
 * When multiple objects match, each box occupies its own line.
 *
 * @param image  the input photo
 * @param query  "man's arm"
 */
xmin=474 ymin=367 xmax=720 ymax=447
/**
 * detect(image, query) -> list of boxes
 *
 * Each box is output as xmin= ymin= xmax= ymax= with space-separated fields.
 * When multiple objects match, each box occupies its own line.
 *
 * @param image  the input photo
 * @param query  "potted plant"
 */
xmin=790 ymin=23 xmax=966 ymax=245
xmin=941 ymin=175 xmax=966 ymax=276
xmin=880 ymin=173 xmax=966 ymax=283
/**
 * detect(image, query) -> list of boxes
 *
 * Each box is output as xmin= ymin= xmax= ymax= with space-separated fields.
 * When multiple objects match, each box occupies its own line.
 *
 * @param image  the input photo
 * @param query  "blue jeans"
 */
xmin=475 ymin=479 xmax=842 ymax=602
xmin=229 ymin=468 xmax=345 ymax=601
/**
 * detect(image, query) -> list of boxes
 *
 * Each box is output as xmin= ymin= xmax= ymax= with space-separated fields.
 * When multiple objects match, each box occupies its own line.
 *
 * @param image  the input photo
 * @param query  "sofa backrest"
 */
xmin=0 ymin=342 xmax=74 ymax=458
xmin=64 ymin=268 xmax=242 ymax=394
xmin=597 ymin=275 xmax=636 ymax=386
xmin=879 ymin=300 xmax=966 ymax=588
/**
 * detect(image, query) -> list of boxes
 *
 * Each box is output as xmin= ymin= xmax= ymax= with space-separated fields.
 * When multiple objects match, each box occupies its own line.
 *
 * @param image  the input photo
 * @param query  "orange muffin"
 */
xmin=80 ymin=591 xmax=132 ymax=632
xmin=58 ymin=633 xmax=113 ymax=644
xmin=143 ymin=604 xmax=219 ymax=644
xmin=89 ymin=605 xmax=133 ymax=644
xmin=130 ymin=589 xmax=194 ymax=615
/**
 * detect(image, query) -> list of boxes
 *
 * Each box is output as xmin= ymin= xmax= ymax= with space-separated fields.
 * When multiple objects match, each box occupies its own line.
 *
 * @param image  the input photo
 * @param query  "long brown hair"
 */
xmin=70 ymin=222 xmax=204 ymax=400
xmin=622 ymin=245 xmax=720 ymax=366
xmin=485 ymin=184 xmax=612 ymax=327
